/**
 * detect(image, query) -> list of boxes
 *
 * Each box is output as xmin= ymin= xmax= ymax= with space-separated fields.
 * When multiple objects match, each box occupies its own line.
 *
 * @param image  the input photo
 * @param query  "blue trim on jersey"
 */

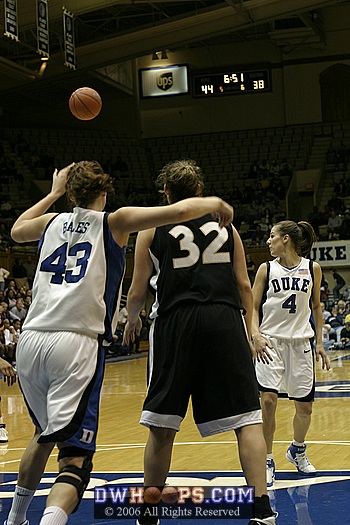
xmin=259 ymin=260 xmax=270 ymax=324
xmin=38 ymin=343 xmax=105 ymax=450
xmin=37 ymin=214 xmax=59 ymax=257
xmin=102 ymin=213 xmax=126 ymax=342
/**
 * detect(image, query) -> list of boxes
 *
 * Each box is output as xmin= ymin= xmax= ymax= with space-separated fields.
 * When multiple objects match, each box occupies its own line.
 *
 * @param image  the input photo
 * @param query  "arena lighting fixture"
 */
xmin=40 ymin=56 xmax=49 ymax=61
xmin=152 ymin=50 xmax=168 ymax=60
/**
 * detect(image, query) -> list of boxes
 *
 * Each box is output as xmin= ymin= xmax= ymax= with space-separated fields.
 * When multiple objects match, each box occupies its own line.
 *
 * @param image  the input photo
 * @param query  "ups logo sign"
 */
xmin=157 ymin=72 xmax=173 ymax=91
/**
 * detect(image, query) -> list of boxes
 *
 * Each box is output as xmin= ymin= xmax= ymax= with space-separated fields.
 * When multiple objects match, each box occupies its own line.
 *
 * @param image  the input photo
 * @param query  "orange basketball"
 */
xmin=161 ymin=486 xmax=178 ymax=505
xmin=144 ymin=486 xmax=162 ymax=504
xmin=69 ymin=87 xmax=102 ymax=121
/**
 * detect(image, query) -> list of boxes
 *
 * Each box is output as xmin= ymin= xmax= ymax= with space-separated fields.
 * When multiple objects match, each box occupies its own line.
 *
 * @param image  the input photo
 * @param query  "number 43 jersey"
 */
xmin=259 ymin=257 xmax=315 ymax=339
xmin=148 ymin=215 xmax=243 ymax=319
xmin=23 ymin=207 xmax=126 ymax=341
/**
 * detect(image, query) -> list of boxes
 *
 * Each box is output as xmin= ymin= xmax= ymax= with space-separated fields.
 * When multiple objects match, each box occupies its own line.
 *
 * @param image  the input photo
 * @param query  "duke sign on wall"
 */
xmin=310 ymin=240 xmax=350 ymax=267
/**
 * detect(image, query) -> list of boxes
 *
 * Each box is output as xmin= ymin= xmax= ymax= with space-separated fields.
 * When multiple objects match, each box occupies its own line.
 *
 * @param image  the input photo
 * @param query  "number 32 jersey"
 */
xmin=148 ymin=214 xmax=242 ymax=318
xmin=23 ymin=207 xmax=126 ymax=341
xmin=259 ymin=257 xmax=315 ymax=339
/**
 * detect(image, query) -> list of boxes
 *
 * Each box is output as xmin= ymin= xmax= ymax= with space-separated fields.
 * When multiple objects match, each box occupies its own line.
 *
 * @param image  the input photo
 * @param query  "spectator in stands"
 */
xmin=0 ymin=222 xmax=13 ymax=248
xmin=339 ymin=210 xmax=350 ymax=240
xmin=327 ymin=305 xmax=345 ymax=342
xmin=327 ymin=192 xmax=345 ymax=214
xmin=0 ymin=196 xmax=14 ymax=219
xmin=23 ymin=255 xmax=36 ymax=289
xmin=249 ymin=159 xmax=259 ymax=178
xmin=10 ymin=298 xmax=27 ymax=322
xmin=340 ymin=322 xmax=350 ymax=347
xmin=252 ymin=224 xmax=264 ymax=245
xmin=1 ymin=301 xmax=11 ymax=322
xmin=334 ymin=178 xmax=348 ymax=198
xmin=269 ymin=173 xmax=285 ymax=200
xmin=279 ymin=158 xmax=293 ymax=178
xmin=246 ymin=254 xmax=256 ymax=286
xmin=12 ymin=258 xmax=28 ymax=290
xmin=5 ymin=289 xmax=16 ymax=310
xmin=230 ymin=185 xmax=243 ymax=204
xmin=320 ymin=272 xmax=329 ymax=303
xmin=320 ymin=301 xmax=331 ymax=321
xmin=332 ymin=269 xmax=346 ymax=301
xmin=263 ymin=207 xmax=273 ymax=229
xmin=322 ymin=317 xmax=334 ymax=351
xmin=327 ymin=210 xmax=343 ymax=239
xmin=258 ymin=159 xmax=270 ymax=177
xmin=0 ymin=266 xmax=10 ymax=292
xmin=269 ymin=160 xmax=280 ymax=176
xmin=337 ymin=299 xmax=349 ymax=318
xmin=3 ymin=318 xmax=18 ymax=364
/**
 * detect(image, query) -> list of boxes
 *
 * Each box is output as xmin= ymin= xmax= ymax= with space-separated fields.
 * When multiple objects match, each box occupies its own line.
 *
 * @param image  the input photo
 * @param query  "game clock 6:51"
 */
xmin=192 ymin=68 xmax=271 ymax=97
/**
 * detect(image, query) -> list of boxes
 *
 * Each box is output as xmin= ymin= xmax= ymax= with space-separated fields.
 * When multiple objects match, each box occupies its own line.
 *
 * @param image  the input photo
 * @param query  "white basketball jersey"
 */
xmin=23 ymin=207 xmax=126 ymax=340
xmin=259 ymin=257 xmax=314 ymax=339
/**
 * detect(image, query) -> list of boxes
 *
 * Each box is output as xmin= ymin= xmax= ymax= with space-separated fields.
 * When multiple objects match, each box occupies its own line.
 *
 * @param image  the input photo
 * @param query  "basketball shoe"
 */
xmin=136 ymin=517 xmax=160 ymax=525
xmin=266 ymin=458 xmax=275 ymax=487
xmin=286 ymin=444 xmax=316 ymax=475
xmin=0 ymin=424 xmax=8 ymax=443
xmin=248 ymin=516 xmax=276 ymax=525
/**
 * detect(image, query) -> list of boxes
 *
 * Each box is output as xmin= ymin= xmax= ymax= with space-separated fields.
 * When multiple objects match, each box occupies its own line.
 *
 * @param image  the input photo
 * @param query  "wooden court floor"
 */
xmin=1 ymin=349 xmax=350 ymax=525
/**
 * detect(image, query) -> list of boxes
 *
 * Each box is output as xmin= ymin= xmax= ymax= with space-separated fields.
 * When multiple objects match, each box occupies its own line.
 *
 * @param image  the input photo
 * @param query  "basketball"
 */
xmin=161 ymin=486 xmax=178 ymax=505
xmin=144 ymin=486 xmax=162 ymax=504
xmin=69 ymin=87 xmax=102 ymax=121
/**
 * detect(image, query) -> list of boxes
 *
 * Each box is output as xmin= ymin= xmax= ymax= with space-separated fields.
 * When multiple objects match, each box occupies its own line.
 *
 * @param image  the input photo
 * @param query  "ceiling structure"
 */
xmin=0 ymin=0 xmax=348 ymax=111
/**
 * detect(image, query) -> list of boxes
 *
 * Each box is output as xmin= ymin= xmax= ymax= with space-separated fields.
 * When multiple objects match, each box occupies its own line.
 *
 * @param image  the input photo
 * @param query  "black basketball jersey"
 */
xmin=148 ymin=214 xmax=242 ymax=318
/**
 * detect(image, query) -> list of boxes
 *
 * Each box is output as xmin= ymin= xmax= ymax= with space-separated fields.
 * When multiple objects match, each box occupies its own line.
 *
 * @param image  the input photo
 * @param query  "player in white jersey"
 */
xmin=252 ymin=220 xmax=330 ymax=488
xmin=4 ymin=160 xmax=233 ymax=525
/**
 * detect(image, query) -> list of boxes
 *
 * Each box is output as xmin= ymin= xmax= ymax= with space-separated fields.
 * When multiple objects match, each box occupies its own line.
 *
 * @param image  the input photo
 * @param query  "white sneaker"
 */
xmin=248 ymin=516 xmax=276 ymax=525
xmin=286 ymin=444 xmax=316 ymax=475
xmin=0 ymin=424 xmax=8 ymax=443
xmin=266 ymin=458 xmax=275 ymax=487
xmin=136 ymin=521 xmax=160 ymax=525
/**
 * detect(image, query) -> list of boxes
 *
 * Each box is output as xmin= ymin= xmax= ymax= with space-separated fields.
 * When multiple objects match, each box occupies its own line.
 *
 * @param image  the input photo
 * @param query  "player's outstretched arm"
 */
xmin=123 ymin=229 xmax=154 ymax=346
xmin=109 ymin=196 xmax=233 ymax=247
xmin=11 ymin=164 xmax=72 ymax=243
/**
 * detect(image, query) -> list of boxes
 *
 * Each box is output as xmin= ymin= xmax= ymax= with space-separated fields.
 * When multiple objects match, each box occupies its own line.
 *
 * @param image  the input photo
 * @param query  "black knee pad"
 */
xmin=54 ymin=454 xmax=93 ymax=513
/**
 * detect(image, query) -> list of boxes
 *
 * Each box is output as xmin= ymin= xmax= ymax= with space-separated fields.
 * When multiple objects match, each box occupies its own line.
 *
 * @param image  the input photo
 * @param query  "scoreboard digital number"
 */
xmin=192 ymin=69 xmax=271 ymax=97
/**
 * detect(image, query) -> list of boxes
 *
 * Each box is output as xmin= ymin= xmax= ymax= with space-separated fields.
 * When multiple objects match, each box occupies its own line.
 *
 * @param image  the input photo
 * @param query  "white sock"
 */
xmin=267 ymin=453 xmax=274 ymax=460
xmin=292 ymin=440 xmax=305 ymax=447
xmin=7 ymin=486 xmax=36 ymax=525
xmin=39 ymin=506 xmax=68 ymax=525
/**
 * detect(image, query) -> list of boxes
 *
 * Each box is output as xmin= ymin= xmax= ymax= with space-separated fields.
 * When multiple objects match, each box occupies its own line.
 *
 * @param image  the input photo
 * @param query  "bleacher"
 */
xmin=1 ymin=121 xmax=350 ymax=222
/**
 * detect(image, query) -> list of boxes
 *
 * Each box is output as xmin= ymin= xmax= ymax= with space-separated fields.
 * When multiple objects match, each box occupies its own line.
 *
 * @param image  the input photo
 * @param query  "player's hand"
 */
xmin=253 ymin=334 xmax=274 ymax=364
xmin=212 ymin=200 xmax=234 ymax=228
xmin=123 ymin=317 xmax=142 ymax=346
xmin=0 ymin=358 xmax=17 ymax=386
xmin=315 ymin=343 xmax=331 ymax=371
xmin=51 ymin=163 xmax=74 ymax=197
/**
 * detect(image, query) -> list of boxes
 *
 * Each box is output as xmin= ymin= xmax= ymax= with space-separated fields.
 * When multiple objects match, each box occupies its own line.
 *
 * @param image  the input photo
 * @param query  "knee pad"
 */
xmin=54 ymin=454 xmax=93 ymax=513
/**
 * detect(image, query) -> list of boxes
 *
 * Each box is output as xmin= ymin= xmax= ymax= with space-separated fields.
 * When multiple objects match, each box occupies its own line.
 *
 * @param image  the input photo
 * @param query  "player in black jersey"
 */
xmin=124 ymin=160 xmax=276 ymax=525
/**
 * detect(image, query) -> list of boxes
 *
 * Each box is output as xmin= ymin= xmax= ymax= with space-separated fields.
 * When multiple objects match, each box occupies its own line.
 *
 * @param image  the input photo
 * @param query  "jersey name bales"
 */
xmin=63 ymin=221 xmax=90 ymax=234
